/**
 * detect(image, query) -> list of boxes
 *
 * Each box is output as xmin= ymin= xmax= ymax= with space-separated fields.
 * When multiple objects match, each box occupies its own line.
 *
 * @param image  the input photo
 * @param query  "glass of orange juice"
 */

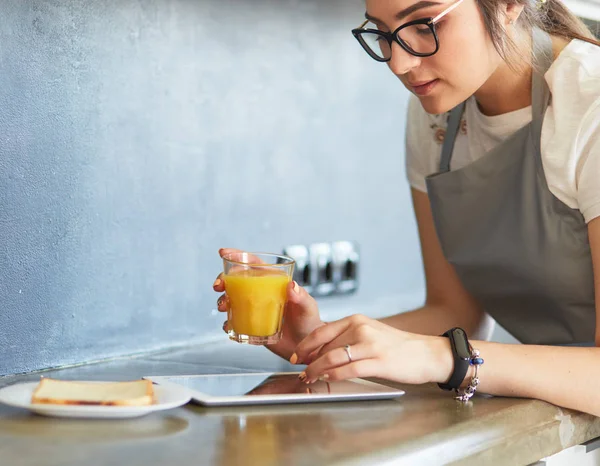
xmin=223 ymin=252 xmax=295 ymax=345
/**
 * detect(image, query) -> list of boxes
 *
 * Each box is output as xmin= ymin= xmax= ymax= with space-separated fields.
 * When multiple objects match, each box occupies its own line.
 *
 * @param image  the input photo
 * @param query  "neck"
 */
xmin=474 ymin=34 xmax=568 ymax=117
xmin=474 ymin=60 xmax=533 ymax=117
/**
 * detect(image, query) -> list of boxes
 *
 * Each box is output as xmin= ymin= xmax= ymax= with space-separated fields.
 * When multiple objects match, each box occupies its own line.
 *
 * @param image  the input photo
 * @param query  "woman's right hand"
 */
xmin=213 ymin=248 xmax=324 ymax=362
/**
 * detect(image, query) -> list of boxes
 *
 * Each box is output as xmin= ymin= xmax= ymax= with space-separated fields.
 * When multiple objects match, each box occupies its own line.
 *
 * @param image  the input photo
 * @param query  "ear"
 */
xmin=503 ymin=2 xmax=525 ymax=25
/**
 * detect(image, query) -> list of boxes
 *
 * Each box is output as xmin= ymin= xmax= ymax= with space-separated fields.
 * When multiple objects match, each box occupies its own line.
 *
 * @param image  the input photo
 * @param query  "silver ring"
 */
xmin=344 ymin=344 xmax=353 ymax=363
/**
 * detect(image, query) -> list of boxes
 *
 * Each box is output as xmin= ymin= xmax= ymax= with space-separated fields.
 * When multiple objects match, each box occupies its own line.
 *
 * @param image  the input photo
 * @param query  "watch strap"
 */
xmin=438 ymin=327 xmax=471 ymax=391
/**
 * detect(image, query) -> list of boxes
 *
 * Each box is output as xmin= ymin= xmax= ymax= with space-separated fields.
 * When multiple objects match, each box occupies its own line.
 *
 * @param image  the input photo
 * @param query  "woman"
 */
xmin=214 ymin=0 xmax=600 ymax=414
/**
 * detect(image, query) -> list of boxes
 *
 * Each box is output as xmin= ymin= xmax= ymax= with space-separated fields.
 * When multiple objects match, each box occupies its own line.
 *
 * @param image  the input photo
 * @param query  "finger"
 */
xmin=293 ymin=346 xmax=326 ymax=366
xmin=217 ymin=294 xmax=229 ymax=312
xmin=226 ymin=264 xmax=252 ymax=276
xmin=222 ymin=320 xmax=231 ymax=334
xmin=286 ymin=283 xmax=324 ymax=361
xmin=286 ymin=281 xmax=318 ymax=314
xmin=294 ymin=316 xmax=357 ymax=364
xmin=314 ymin=332 xmax=356 ymax=362
xmin=219 ymin=248 xmax=264 ymax=264
xmin=219 ymin=247 xmax=244 ymax=258
xmin=302 ymin=332 xmax=354 ymax=365
xmin=323 ymin=359 xmax=379 ymax=383
xmin=285 ymin=282 xmax=325 ymax=365
xmin=214 ymin=265 xmax=258 ymax=294
xmin=303 ymin=343 xmax=373 ymax=382
xmin=213 ymin=273 xmax=225 ymax=292
xmin=304 ymin=347 xmax=323 ymax=366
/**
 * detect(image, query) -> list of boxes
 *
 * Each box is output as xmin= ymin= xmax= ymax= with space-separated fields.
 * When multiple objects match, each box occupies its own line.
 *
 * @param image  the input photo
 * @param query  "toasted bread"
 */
xmin=31 ymin=378 xmax=155 ymax=406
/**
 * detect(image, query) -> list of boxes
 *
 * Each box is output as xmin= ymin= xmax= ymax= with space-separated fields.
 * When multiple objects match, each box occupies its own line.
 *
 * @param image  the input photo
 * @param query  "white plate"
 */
xmin=0 ymin=381 xmax=192 ymax=419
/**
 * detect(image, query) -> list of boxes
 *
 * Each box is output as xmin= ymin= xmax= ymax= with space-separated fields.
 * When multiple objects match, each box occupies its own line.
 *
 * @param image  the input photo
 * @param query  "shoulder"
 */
xmin=543 ymin=39 xmax=600 ymax=156
xmin=545 ymin=39 xmax=600 ymax=119
xmin=542 ymin=40 xmax=600 ymax=221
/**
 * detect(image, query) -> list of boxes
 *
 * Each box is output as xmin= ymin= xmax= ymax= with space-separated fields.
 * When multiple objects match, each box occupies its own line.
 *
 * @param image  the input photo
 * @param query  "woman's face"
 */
xmin=365 ymin=0 xmax=504 ymax=114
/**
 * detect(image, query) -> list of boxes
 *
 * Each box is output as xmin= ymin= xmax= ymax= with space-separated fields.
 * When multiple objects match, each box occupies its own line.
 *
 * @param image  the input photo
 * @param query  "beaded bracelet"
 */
xmin=455 ymin=348 xmax=484 ymax=402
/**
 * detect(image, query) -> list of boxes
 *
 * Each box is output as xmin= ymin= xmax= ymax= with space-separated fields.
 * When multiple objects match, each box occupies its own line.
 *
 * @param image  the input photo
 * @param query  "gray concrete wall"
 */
xmin=0 ymin=0 xmax=425 ymax=375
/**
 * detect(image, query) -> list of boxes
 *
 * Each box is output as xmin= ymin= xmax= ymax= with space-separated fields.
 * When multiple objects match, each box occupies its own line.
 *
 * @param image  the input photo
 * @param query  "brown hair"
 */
xmin=477 ymin=0 xmax=600 ymax=69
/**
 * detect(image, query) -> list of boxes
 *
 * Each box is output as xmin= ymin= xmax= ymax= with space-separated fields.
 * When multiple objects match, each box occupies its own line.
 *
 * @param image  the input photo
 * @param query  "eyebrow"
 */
xmin=365 ymin=1 xmax=442 ymax=24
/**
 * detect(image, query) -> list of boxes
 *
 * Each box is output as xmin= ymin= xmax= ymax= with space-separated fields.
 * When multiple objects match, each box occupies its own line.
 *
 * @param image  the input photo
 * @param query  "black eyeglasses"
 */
xmin=351 ymin=0 xmax=466 ymax=61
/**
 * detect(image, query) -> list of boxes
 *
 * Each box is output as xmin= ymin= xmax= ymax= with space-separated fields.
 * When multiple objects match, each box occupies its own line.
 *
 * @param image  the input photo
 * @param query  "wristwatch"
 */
xmin=438 ymin=327 xmax=471 ymax=391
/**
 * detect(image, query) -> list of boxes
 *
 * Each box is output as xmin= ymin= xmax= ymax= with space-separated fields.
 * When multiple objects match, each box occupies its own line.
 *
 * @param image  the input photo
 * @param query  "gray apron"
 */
xmin=425 ymin=30 xmax=596 ymax=345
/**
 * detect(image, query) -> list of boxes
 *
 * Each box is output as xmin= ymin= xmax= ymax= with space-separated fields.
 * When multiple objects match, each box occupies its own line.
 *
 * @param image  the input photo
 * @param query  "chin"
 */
xmin=410 ymin=80 xmax=467 ymax=115
xmin=417 ymin=95 xmax=457 ymax=116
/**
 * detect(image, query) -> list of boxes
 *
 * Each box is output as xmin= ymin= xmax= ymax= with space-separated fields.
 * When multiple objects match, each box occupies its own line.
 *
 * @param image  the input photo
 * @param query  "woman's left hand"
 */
xmin=291 ymin=314 xmax=452 ymax=385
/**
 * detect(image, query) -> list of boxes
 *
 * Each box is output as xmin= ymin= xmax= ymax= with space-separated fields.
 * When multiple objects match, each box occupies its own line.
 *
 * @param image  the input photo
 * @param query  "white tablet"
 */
xmin=143 ymin=373 xmax=405 ymax=407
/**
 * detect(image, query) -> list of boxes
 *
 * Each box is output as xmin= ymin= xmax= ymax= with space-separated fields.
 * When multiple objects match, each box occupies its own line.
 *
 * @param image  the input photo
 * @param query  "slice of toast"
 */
xmin=31 ymin=378 xmax=155 ymax=406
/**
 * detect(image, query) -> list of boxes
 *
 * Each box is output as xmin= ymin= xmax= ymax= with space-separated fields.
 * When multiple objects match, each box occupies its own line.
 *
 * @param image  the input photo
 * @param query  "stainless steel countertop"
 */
xmin=1 ymin=341 xmax=599 ymax=466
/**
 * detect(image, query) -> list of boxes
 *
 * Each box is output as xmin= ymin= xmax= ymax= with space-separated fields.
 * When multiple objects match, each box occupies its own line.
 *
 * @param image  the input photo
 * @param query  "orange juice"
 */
xmin=224 ymin=268 xmax=290 ymax=337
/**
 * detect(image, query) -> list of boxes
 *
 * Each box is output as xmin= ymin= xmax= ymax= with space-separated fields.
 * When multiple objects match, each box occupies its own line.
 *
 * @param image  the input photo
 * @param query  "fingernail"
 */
xmin=298 ymin=371 xmax=306 ymax=381
xmin=213 ymin=278 xmax=222 ymax=287
xmin=293 ymin=281 xmax=299 ymax=294
xmin=318 ymin=374 xmax=330 ymax=382
xmin=290 ymin=353 xmax=298 ymax=364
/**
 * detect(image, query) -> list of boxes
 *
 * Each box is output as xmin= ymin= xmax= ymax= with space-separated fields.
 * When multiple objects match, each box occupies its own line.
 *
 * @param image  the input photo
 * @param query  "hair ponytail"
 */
xmin=476 ymin=0 xmax=600 ymax=70
xmin=535 ymin=0 xmax=599 ymax=44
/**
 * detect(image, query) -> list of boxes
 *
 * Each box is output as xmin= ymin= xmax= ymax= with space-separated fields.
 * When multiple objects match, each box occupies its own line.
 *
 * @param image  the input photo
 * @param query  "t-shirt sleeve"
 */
xmin=405 ymin=94 xmax=438 ymax=193
xmin=575 ymin=100 xmax=600 ymax=223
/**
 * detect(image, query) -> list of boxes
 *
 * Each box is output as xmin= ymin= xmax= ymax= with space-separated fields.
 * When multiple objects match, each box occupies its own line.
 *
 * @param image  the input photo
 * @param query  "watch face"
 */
xmin=452 ymin=328 xmax=471 ymax=359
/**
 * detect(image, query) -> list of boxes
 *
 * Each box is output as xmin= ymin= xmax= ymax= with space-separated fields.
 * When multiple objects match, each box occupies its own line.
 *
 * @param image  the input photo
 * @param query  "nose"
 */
xmin=387 ymin=41 xmax=421 ymax=76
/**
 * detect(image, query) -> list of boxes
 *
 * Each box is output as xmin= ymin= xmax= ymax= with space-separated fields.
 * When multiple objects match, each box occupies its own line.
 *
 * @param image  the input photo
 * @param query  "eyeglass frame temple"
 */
xmin=429 ymin=0 xmax=466 ymax=23
xmin=355 ymin=0 xmax=467 ymax=28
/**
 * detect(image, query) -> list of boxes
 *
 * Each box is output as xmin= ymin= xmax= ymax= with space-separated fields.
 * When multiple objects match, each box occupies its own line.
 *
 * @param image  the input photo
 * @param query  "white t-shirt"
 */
xmin=405 ymin=39 xmax=600 ymax=223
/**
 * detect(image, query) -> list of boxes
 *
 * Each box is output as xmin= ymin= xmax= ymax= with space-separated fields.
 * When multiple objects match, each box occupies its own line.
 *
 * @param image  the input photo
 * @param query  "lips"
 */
xmin=408 ymin=79 xmax=439 ymax=96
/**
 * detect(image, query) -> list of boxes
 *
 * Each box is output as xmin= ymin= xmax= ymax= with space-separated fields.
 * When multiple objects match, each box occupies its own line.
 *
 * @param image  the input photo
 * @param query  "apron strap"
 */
xmin=438 ymin=28 xmax=554 ymax=174
xmin=439 ymin=101 xmax=466 ymax=173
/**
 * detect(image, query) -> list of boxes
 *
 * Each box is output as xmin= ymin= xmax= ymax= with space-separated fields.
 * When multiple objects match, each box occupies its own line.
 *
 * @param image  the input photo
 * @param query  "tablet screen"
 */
xmin=155 ymin=373 xmax=397 ymax=397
